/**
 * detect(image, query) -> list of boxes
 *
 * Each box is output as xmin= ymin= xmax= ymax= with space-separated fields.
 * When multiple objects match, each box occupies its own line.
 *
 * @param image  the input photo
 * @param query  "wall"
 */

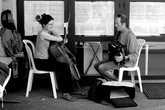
xmin=0 ymin=0 xmax=2 ymax=26
xmin=1 ymin=0 xmax=17 ymax=27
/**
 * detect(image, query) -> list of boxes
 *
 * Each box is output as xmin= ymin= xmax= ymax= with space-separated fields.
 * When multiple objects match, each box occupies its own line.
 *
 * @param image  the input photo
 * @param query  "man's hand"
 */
xmin=114 ymin=53 xmax=123 ymax=62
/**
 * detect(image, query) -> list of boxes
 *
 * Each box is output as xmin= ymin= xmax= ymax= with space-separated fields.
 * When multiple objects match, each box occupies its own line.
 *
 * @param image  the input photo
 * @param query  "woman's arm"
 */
xmin=41 ymin=30 xmax=63 ymax=41
xmin=51 ymin=29 xmax=61 ymax=37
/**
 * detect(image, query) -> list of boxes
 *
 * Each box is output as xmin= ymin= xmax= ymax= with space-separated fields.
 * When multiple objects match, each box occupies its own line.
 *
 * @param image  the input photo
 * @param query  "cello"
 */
xmin=49 ymin=14 xmax=81 ymax=81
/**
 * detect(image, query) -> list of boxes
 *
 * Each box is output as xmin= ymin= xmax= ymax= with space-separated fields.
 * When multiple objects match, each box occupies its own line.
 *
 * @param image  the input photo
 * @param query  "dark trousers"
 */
xmin=34 ymin=58 xmax=74 ymax=93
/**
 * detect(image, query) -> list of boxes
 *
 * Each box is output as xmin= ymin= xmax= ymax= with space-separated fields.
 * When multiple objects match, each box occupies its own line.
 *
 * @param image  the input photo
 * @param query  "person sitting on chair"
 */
xmin=1 ymin=9 xmax=23 ymax=55
xmin=94 ymin=14 xmax=138 ymax=81
xmin=0 ymin=10 xmax=25 ymax=91
xmin=34 ymin=13 xmax=77 ymax=101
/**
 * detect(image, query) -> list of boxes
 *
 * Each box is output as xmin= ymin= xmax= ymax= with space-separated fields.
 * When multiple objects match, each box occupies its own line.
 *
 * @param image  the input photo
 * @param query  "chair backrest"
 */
xmin=134 ymin=39 xmax=146 ymax=67
xmin=23 ymin=40 xmax=37 ymax=70
xmin=0 ymin=68 xmax=11 ymax=98
xmin=23 ymin=40 xmax=35 ymax=54
xmin=0 ymin=68 xmax=11 ymax=107
xmin=2 ymin=68 xmax=11 ymax=90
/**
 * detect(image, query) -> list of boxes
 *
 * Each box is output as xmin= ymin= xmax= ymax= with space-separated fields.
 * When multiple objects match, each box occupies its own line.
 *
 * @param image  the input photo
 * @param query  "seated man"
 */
xmin=94 ymin=14 xmax=138 ymax=81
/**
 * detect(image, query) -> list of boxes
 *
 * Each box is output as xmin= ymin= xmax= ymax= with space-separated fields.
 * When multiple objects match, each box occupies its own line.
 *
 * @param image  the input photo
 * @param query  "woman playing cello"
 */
xmin=34 ymin=13 xmax=77 ymax=101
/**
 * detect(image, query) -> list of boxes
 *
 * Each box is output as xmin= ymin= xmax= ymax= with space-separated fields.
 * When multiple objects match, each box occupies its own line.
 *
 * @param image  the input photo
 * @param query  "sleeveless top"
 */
xmin=34 ymin=31 xmax=50 ymax=59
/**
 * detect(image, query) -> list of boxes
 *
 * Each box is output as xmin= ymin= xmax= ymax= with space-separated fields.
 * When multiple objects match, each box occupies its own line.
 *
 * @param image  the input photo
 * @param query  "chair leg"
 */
xmin=54 ymin=73 xmax=58 ymax=90
xmin=29 ymin=71 xmax=34 ymax=91
xmin=118 ymin=69 xmax=124 ymax=82
xmin=26 ymin=70 xmax=33 ymax=97
xmin=131 ymin=71 xmax=135 ymax=84
xmin=137 ymin=68 xmax=143 ymax=92
xmin=49 ymin=72 xmax=57 ymax=99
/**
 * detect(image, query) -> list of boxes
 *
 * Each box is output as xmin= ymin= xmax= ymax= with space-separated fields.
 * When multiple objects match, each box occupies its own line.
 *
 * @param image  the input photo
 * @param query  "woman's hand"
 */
xmin=63 ymin=38 xmax=68 ymax=43
xmin=114 ymin=53 xmax=123 ymax=62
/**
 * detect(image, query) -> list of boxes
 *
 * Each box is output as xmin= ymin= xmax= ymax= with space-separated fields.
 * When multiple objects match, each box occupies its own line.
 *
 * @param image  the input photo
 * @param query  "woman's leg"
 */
xmin=54 ymin=62 xmax=74 ymax=93
xmin=34 ymin=58 xmax=76 ymax=101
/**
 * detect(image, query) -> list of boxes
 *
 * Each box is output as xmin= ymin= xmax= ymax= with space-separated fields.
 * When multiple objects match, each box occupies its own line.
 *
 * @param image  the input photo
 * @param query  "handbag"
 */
xmin=88 ymin=79 xmax=103 ymax=103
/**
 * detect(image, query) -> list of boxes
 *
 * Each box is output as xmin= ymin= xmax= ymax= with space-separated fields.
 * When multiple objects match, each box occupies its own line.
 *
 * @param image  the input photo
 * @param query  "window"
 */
xmin=24 ymin=1 xmax=64 ymax=36
xmin=75 ymin=1 xmax=115 ymax=36
xmin=130 ymin=2 xmax=165 ymax=36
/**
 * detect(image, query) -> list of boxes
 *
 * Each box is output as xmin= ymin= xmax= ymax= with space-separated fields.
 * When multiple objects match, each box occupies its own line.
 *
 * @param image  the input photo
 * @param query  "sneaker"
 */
xmin=61 ymin=93 xmax=77 ymax=102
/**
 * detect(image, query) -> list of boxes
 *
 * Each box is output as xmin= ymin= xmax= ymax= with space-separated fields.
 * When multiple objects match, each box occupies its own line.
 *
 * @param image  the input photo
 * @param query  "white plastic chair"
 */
xmin=23 ymin=40 xmax=58 ymax=98
xmin=0 ymin=68 xmax=12 ymax=108
xmin=118 ymin=39 xmax=145 ymax=92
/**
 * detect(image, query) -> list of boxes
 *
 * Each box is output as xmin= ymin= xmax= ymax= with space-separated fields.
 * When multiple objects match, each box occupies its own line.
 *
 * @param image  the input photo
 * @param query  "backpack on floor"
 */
xmin=87 ymin=79 xmax=103 ymax=103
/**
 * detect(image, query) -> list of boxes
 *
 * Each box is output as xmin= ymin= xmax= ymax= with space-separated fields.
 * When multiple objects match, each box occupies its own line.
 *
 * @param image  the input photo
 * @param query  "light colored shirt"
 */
xmin=34 ymin=31 xmax=50 ymax=59
xmin=117 ymin=29 xmax=138 ymax=67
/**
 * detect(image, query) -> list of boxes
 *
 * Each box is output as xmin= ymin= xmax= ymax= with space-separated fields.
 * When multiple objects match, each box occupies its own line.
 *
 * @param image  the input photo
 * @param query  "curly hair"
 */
xmin=35 ymin=13 xmax=54 ymax=27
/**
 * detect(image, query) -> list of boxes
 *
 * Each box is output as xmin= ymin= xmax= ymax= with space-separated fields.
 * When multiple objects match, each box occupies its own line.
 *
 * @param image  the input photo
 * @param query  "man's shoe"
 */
xmin=61 ymin=93 xmax=77 ymax=102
